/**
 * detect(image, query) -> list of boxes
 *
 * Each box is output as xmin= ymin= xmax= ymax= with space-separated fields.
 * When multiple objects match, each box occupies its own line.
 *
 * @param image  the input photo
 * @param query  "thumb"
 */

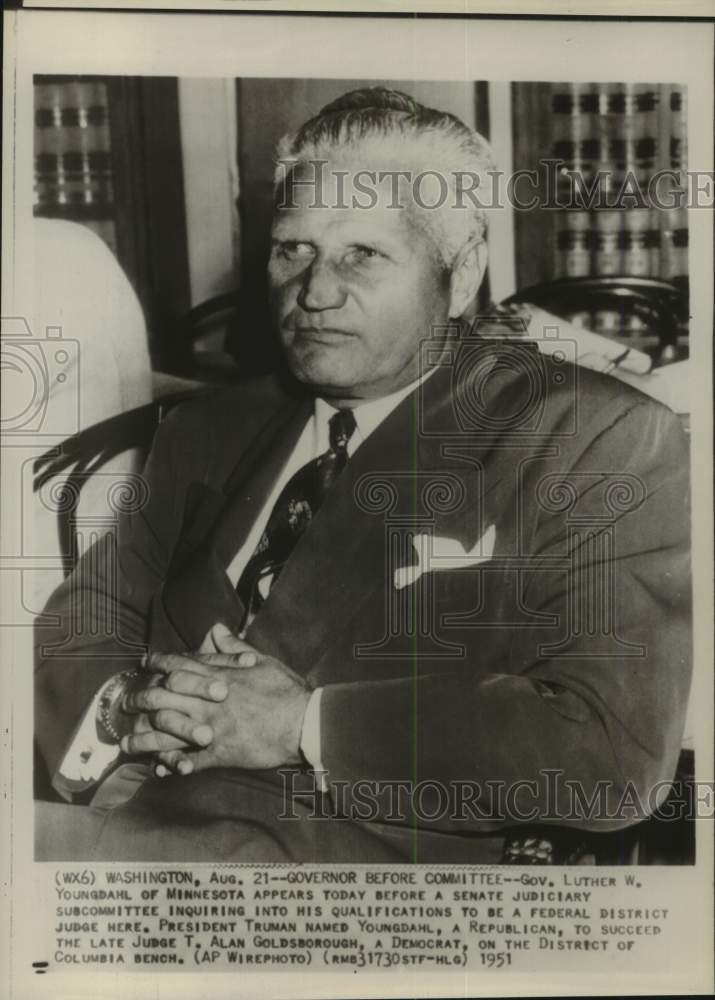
xmin=211 ymin=623 xmax=258 ymax=663
xmin=198 ymin=626 xmax=218 ymax=654
xmin=210 ymin=622 xmax=242 ymax=649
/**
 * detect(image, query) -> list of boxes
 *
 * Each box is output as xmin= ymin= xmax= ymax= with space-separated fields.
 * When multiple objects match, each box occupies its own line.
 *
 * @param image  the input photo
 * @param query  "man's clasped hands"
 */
xmin=119 ymin=624 xmax=312 ymax=776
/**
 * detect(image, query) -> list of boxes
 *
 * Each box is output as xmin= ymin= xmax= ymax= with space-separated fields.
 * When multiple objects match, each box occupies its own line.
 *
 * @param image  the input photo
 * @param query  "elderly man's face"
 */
xmin=268 ymin=163 xmax=454 ymax=400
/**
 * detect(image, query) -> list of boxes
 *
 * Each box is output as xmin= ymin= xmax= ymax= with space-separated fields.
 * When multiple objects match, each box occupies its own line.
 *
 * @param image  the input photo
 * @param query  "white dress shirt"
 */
xmin=60 ymin=370 xmax=433 ymax=785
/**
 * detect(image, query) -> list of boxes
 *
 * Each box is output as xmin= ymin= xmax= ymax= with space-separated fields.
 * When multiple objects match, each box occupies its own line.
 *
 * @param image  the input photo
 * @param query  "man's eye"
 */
xmin=276 ymin=242 xmax=314 ymax=260
xmin=347 ymin=245 xmax=381 ymax=263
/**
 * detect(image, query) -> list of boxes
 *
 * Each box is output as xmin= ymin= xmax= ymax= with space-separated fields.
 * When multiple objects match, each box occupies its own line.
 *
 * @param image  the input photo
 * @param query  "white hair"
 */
xmin=273 ymin=87 xmax=496 ymax=268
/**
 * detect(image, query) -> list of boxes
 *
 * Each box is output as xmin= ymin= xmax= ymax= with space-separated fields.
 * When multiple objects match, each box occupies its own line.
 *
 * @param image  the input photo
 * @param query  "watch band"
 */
xmin=97 ymin=669 xmax=143 ymax=744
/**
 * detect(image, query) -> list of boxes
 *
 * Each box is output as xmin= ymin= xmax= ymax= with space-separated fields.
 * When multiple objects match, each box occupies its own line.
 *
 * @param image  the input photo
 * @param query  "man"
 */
xmin=35 ymin=87 xmax=691 ymax=863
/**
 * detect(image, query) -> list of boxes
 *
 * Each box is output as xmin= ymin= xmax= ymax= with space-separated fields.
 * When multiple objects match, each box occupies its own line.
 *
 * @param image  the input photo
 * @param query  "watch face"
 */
xmin=97 ymin=672 xmax=131 ymax=743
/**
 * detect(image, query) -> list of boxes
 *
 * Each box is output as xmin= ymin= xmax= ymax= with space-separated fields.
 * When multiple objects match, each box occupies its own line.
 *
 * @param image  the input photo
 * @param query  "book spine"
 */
xmin=59 ymin=80 xmax=113 ymax=210
xmin=34 ymin=78 xmax=116 ymax=249
xmin=554 ymin=209 xmax=592 ymax=278
xmin=604 ymin=82 xmax=630 ymax=193
xmin=34 ymin=82 xmax=65 ymax=208
xmin=668 ymin=85 xmax=688 ymax=179
xmin=592 ymin=209 xmax=622 ymax=276
xmin=661 ymin=85 xmax=688 ymax=288
xmin=633 ymin=84 xmax=659 ymax=190
xmin=577 ymin=83 xmax=601 ymax=201
xmin=660 ymin=207 xmax=688 ymax=282
xmin=623 ymin=207 xmax=659 ymax=277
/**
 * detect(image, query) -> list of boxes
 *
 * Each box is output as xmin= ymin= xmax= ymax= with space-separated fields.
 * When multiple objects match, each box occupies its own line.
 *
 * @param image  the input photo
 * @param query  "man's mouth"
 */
xmin=291 ymin=326 xmax=356 ymax=343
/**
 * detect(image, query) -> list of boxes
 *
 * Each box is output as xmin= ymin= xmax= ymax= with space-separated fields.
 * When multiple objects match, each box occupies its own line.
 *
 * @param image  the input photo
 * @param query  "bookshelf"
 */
xmin=511 ymin=82 xmax=689 ymax=364
xmin=33 ymin=75 xmax=191 ymax=368
xmin=34 ymin=77 xmax=116 ymax=251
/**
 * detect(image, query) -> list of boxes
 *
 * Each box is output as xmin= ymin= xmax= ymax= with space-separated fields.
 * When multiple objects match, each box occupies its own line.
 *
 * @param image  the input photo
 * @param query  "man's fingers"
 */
xmin=162 ymin=669 xmax=228 ymax=701
xmin=129 ymin=712 xmax=155 ymax=735
xmin=148 ymin=648 xmax=258 ymax=674
xmin=158 ymin=749 xmax=213 ymax=775
xmin=121 ymin=730 xmax=191 ymax=754
xmin=155 ymin=750 xmax=194 ymax=776
xmin=147 ymin=651 xmax=217 ymax=677
xmin=149 ymin=649 xmax=258 ymax=675
xmin=124 ymin=684 xmax=216 ymax=717
xmin=122 ymin=709 xmax=213 ymax=753
xmin=202 ymin=651 xmax=259 ymax=668
xmin=198 ymin=622 xmax=244 ymax=654
xmin=211 ymin=624 xmax=254 ymax=655
xmin=198 ymin=627 xmax=218 ymax=654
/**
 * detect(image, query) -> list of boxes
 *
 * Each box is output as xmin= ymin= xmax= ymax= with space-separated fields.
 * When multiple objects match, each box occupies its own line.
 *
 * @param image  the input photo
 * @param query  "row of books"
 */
xmin=551 ymin=82 xmax=688 ymax=192
xmin=554 ymin=207 xmax=688 ymax=281
xmin=513 ymin=81 xmax=689 ymax=364
xmin=33 ymin=78 xmax=117 ymax=252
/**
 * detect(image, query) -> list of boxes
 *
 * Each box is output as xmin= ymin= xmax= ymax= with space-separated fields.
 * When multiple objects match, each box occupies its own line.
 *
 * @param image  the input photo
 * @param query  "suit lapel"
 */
xmin=246 ymin=363 xmax=485 ymax=672
xmin=159 ymin=393 xmax=311 ymax=651
xmin=212 ymin=395 xmax=312 ymax=566
xmin=246 ymin=341 xmax=533 ymax=673
xmin=159 ymin=338 xmax=534 ymax=658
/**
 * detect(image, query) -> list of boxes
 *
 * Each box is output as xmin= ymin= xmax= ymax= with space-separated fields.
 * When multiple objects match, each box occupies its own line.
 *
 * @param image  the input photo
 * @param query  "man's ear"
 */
xmin=448 ymin=239 xmax=487 ymax=319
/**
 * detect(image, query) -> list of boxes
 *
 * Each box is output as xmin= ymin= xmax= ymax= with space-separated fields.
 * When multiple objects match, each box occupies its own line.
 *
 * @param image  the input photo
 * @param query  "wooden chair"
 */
xmin=503 ymin=275 xmax=688 ymax=368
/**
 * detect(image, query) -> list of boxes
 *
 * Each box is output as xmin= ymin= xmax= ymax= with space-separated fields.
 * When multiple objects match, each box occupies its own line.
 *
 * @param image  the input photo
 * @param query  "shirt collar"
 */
xmin=312 ymin=365 xmax=438 ymax=454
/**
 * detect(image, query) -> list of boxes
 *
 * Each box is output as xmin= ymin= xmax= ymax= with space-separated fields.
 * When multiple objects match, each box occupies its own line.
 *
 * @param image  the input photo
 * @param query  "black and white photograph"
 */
xmin=2 ymin=4 xmax=713 ymax=997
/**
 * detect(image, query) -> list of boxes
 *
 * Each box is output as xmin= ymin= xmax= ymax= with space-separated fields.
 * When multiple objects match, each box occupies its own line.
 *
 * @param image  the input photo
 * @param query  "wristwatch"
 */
xmin=96 ymin=669 xmax=145 ymax=744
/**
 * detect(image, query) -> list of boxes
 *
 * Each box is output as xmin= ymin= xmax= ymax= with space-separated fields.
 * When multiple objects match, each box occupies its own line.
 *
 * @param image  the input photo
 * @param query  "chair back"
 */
xmin=504 ymin=276 xmax=688 ymax=367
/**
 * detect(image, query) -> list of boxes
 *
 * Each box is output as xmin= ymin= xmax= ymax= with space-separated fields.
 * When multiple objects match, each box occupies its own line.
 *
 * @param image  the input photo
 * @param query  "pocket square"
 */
xmin=394 ymin=523 xmax=496 ymax=590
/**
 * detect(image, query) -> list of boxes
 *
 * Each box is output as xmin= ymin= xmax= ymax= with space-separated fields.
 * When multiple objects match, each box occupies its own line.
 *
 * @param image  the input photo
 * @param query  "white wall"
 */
xmin=178 ymin=78 xmax=240 ymax=306
xmin=485 ymin=82 xmax=516 ymax=302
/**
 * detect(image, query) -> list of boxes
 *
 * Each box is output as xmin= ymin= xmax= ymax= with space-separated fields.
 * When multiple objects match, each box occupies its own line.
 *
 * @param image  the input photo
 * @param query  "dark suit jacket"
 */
xmin=35 ymin=340 xmax=692 ymax=862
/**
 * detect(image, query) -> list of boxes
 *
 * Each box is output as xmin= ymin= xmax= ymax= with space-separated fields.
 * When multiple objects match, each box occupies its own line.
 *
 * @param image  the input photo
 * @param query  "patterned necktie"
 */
xmin=236 ymin=407 xmax=357 ymax=627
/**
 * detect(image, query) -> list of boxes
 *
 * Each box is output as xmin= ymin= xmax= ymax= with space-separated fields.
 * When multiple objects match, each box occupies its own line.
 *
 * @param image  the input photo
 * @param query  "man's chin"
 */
xmin=290 ymin=370 xmax=359 ymax=399
xmin=284 ymin=349 xmax=362 ymax=395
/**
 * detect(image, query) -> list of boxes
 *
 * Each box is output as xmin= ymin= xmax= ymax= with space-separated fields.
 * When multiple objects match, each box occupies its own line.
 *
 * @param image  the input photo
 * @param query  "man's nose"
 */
xmin=297 ymin=258 xmax=346 ymax=311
